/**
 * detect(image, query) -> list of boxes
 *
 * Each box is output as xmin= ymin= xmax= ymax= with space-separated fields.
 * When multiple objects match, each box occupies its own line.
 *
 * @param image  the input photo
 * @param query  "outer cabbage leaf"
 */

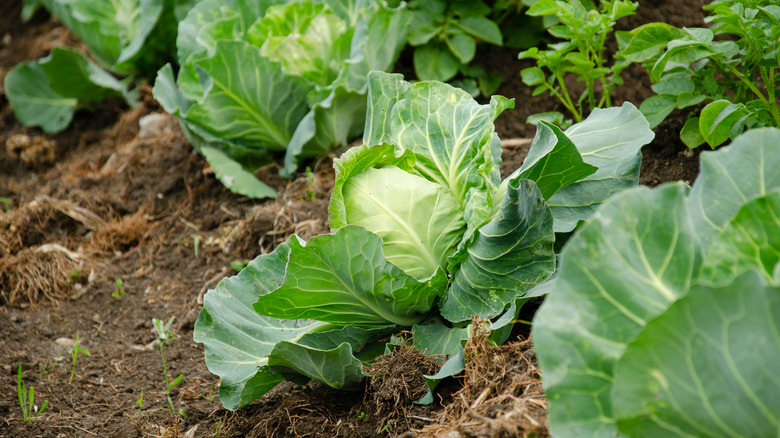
xmin=193 ymin=242 xmax=328 ymax=410
xmin=153 ymin=64 xmax=280 ymax=199
xmin=362 ymin=71 xmax=410 ymax=146
xmin=37 ymin=0 xmax=186 ymax=75
xmin=41 ymin=47 xmax=137 ymax=104
xmin=254 ymin=226 xmax=449 ymax=326
xmin=440 ymin=178 xmax=555 ymax=322
xmin=4 ymin=61 xmax=78 ymax=134
xmin=268 ymin=342 xmax=366 ymax=389
xmin=701 ymin=191 xmax=780 ymax=285
xmin=533 ymin=127 xmax=780 ymax=438
xmin=688 ymin=128 xmax=780 ymax=252
xmin=198 ymin=146 xmax=278 ymax=199
xmin=37 ymin=0 xmax=125 ymax=70
xmin=412 ymin=315 xmax=471 ymax=358
xmin=5 ymin=48 xmax=137 ymax=134
xmin=500 ymin=121 xmax=598 ymax=202
xmin=547 ymin=102 xmax=655 ymax=233
xmin=184 ymin=40 xmax=312 ymax=150
xmin=533 ymin=183 xmax=699 ymax=438
xmin=267 ymin=325 xmax=395 ymax=389
xmin=613 ymin=272 xmax=780 ymax=438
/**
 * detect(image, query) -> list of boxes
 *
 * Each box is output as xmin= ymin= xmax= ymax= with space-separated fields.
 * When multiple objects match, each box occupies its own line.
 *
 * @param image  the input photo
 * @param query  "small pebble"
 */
xmin=55 ymin=337 xmax=76 ymax=349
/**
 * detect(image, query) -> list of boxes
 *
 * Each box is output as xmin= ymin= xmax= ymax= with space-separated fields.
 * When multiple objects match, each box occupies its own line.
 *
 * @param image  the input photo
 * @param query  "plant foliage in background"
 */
xmin=193 ymin=71 xmax=654 ymax=410
xmin=6 ymin=0 xmax=194 ymax=133
xmin=153 ymin=0 xmax=409 ymax=199
xmin=618 ymin=0 xmax=780 ymax=148
xmin=519 ymin=0 xmax=638 ymax=126
xmin=404 ymin=0 xmax=543 ymax=96
xmin=533 ymin=127 xmax=780 ymax=438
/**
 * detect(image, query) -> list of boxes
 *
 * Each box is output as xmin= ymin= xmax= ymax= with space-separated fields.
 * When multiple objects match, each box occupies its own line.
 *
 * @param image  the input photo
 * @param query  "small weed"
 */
xmin=69 ymin=331 xmax=90 ymax=384
xmin=357 ymin=411 xmax=366 ymax=419
xmin=38 ymin=360 xmax=54 ymax=379
xmin=230 ymin=260 xmax=248 ymax=272
xmin=137 ymin=388 xmax=143 ymax=411
xmin=203 ymin=382 xmax=215 ymax=403
xmin=17 ymin=363 xmax=48 ymax=422
xmin=67 ymin=269 xmax=82 ymax=284
xmin=112 ymin=278 xmax=125 ymax=299
xmin=304 ymin=167 xmax=317 ymax=200
xmin=0 ymin=197 xmax=12 ymax=212
xmin=193 ymin=234 xmax=201 ymax=258
xmin=214 ymin=420 xmax=222 ymax=437
xmin=153 ymin=316 xmax=184 ymax=417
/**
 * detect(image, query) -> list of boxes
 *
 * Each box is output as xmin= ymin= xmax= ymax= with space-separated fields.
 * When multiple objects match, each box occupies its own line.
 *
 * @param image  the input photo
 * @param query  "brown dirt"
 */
xmin=1 ymin=1 xmax=706 ymax=437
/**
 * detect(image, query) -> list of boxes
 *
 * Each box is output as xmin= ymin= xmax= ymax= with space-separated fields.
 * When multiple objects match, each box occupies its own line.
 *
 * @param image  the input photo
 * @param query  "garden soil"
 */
xmin=0 ymin=1 xmax=705 ymax=436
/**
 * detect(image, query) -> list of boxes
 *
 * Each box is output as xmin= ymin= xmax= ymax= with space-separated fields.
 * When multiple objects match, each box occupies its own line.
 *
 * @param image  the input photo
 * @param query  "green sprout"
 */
xmin=0 ymin=197 xmax=12 ymax=212
xmin=193 ymin=234 xmax=201 ymax=258
xmin=112 ymin=278 xmax=125 ymax=299
xmin=230 ymin=260 xmax=248 ymax=272
xmin=18 ymin=363 xmax=49 ymax=422
xmin=69 ymin=331 xmax=90 ymax=384
xmin=153 ymin=316 xmax=184 ymax=416
xmin=67 ymin=269 xmax=82 ymax=284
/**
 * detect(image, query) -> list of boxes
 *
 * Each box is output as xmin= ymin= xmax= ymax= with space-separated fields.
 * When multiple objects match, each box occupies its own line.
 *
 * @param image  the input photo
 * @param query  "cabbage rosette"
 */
xmin=195 ymin=71 xmax=655 ymax=410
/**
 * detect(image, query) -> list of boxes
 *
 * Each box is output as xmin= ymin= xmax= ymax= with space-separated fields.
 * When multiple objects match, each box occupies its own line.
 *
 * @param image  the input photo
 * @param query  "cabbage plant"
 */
xmin=153 ymin=0 xmax=409 ymax=198
xmin=7 ymin=0 xmax=193 ymax=133
xmin=534 ymin=127 xmax=780 ymax=437
xmin=193 ymin=71 xmax=654 ymax=410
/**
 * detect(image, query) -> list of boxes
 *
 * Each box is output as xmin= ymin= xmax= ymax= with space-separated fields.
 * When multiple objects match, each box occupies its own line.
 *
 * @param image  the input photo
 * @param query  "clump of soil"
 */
xmin=365 ymin=346 xmax=443 ymax=436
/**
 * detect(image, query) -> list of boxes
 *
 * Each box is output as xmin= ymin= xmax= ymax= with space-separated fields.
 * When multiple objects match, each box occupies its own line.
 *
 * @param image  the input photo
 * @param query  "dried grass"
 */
xmin=0 ymin=248 xmax=79 ymax=306
xmin=418 ymin=322 xmax=549 ymax=438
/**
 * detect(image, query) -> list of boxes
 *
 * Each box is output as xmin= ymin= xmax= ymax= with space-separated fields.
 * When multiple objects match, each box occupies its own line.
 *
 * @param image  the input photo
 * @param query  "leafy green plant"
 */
xmin=404 ymin=0 xmax=549 ymax=97
xmin=153 ymin=316 xmax=184 ymax=416
xmin=112 ymin=278 xmax=125 ymax=299
xmin=533 ymin=127 xmax=780 ymax=437
xmin=67 ymin=269 xmax=82 ymax=285
xmin=0 ymin=197 xmax=12 ymax=212
xmin=405 ymin=0 xmax=534 ymax=94
xmin=6 ymin=0 xmax=196 ymax=133
xmin=17 ymin=363 xmax=49 ymax=422
xmin=519 ymin=0 xmax=638 ymax=125
xmin=193 ymin=71 xmax=654 ymax=410
xmin=618 ymin=1 xmax=780 ymax=148
xmin=153 ymin=0 xmax=409 ymax=199
xmin=68 ymin=331 xmax=90 ymax=384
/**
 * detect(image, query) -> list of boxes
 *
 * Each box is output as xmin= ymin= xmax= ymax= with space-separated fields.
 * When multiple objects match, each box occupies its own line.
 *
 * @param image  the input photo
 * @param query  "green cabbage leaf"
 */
xmin=533 ymin=128 xmax=780 ymax=438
